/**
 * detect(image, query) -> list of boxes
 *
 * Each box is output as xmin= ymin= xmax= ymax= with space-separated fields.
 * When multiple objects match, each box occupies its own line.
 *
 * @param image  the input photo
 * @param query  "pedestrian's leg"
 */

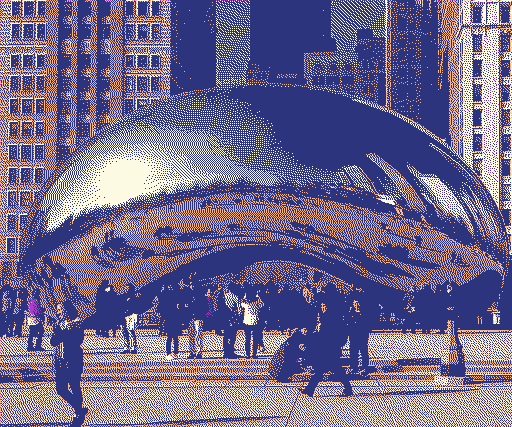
xmin=121 ymin=321 xmax=130 ymax=352
xmin=301 ymin=367 xmax=322 ymax=397
xmin=130 ymin=327 xmax=137 ymax=353
xmin=27 ymin=324 xmax=34 ymax=351
xmin=224 ymin=325 xmax=236 ymax=358
xmin=34 ymin=323 xmax=44 ymax=350
xmin=55 ymin=365 xmax=78 ymax=416
xmin=188 ymin=319 xmax=196 ymax=358
xmin=243 ymin=326 xmax=252 ymax=358
xmin=68 ymin=361 xmax=87 ymax=419
xmin=196 ymin=320 xmax=204 ymax=358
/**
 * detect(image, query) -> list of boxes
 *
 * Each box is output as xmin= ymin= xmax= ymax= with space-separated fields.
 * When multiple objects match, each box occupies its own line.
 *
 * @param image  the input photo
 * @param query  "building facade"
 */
xmin=355 ymin=29 xmax=386 ymax=105
xmin=0 ymin=0 xmax=220 ymax=269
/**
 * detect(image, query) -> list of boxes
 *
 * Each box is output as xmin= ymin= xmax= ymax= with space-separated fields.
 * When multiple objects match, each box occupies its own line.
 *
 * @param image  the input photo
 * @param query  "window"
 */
xmin=34 ymin=168 xmax=44 ymax=184
xmin=10 ymin=99 xmax=19 ymax=115
xmin=21 ymin=145 xmax=31 ymax=161
xmin=8 ymin=168 xmax=18 ymax=184
xmin=474 ymin=134 xmax=483 ymax=151
xmin=22 ymin=121 xmax=32 ymax=137
xmin=126 ymin=1 xmax=134 ymax=16
xmin=8 ymin=192 xmax=17 ymax=207
xmin=502 ymin=4 xmax=511 ymax=23
xmin=22 ymin=99 xmax=33 ymax=115
xmin=137 ymin=75 xmax=148 ymax=92
xmin=126 ymin=55 xmax=134 ymax=68
xmin=502 ymin=184 xmax=511 ymax=202
xmin=35 ymin=121 xmax=45 ymax=137
xmin=473 ymin=34 xmax=482 ymax=53
xmin=125 ymin=75 xmax=135 ymax=92
xmin=151 ymin=75 xmax=160 ymax=92
xmin=152 ymin=0 xmax=160 ymax=16
xmin=12 ymin=1 xmax=21 ymax=16
xmin=472 ymin=4 xmax=482 ymax=23
xmin=36 ymin=75 xmax=45 ymax=92
xmin=22 ymin=75 xmax=34 ymax=92
xmin=501 ymin=33 xmax=511 ymax=53
xmin=138 ymin=1 xmax=147 ymax=16
xmin=138 ymin=24 xmax=148 ymax=40
xmin=20 ymin=215 xmax=29 ymax=231
xmin=7 ymin=238 xmax=17 ymax=254
xmin=503 ymin=85 xmax=510 ymax=102
xmin=9 ymin=122 xmax=19 ymax=138
xmin=503 ymin=159 xmax=511 ymax=176
xmin=126 ymin=24 xmax=135 ymax=40
xmin=474 ymin=60 xmax=482 ymax=77
xmin=474 ymin=158 xmax=483 ymax=176
xmin=7 ymin=215 xmax=17 ymax=232
xmin=137 ymin=55 xmax=148 ymax=69
xmin=35 ymin=145 xmax=44 ymax=159
xmin=38 ymin=1 xmax=45 ymax=16
xmin=20 ymin=191 xmax=31 ymax=206
xmin=8 ymin=145 xmax=17 ymax=161
xmin=36 ymin=23 xmax=45 ymax=40
xmin=24 ymin=1 xmax=34 ymax=16
xmin=36 ymin=54 xmax=45 ymax=68
xmin=23 ymin=54 xmax=34 ymax=69
xmin=124 ymin=99 xmax=134 ymax=115
xmin=503 ymin=109 xmax=511 ymax=126
xmin=11 ymin=24 xmax=20 ymax=40
xmin=10 ymin=76 xmax=19 ymax=92
xmin=474 ymin=109 xmax=483 ymax=127
xmin=11 ymin=55 xmax=20 ymax=69
xmin=23 ymin=23 xmax=34 ymax=39
xmin=137 ymin=98 xmax=148 ymax=109
xmin=503 ymin=209 xmax=511 ymax=226
xmin=504 ymin=134 xmax=511 ymax=151
xmin=474 ymin=84 xmax=482 ymax=102
xmin=35 ymin=99 xmax=44 ymax=114
xmin=152 ymin=24 xmax=160 ymax=40
xmin=151 ymin=55 xmax=160 ymax=69
xmin=502 ymin=61 xmax=511 ymax=77
xmin=20 ymin=168 xmax=32 ymax=184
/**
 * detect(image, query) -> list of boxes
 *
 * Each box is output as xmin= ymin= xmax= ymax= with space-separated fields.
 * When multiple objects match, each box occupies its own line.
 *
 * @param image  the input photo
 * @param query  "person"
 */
xmin=26 ymin=288 xmax=46 ymax=352
xmin=220 ymin=282 xmax=243 ymax=358
xmin=4 ymin=286 xmax=17 ymax=337
xmin=12 ymin=288 xmax=28 ymax=338
xmin=1 ymin=285 xmax=14 ymax=337
xmin=50 ymin=301 xmax=88 ymax=426
xmin=94 ymin=280 xmax=117 ymax=338
xmin=240 ymin=283 xmax=264 ymax=359
xmin=120 ymin=284 xmax=138 ymax=354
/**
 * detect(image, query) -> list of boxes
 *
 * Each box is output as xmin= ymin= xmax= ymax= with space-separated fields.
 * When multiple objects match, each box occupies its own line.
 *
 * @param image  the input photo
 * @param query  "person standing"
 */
xmin=94 ymin=280 xmax=117 ymax=338
xmin=120 ymin=284 xmax=138 ymax=354
xmin=240 ymin=284 xmax=264 ymax=359
xmin=26 ymin=289 xmax=46 ymax=352
xmin=51 ymin=301 xmax=88 ymax=426
xmin=12 ymin=288 xmax=28 ymax=338
xmin=1 ymin=285 xmax=14 ymax=337
xmin=221 ymin=282 xmax=243 ymax=358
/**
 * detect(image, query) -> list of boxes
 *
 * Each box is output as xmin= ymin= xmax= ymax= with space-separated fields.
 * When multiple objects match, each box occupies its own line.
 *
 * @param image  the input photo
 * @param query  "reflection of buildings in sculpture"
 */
xmin=246 ymin=64 xmax=269 ymax=85
xmin=249 ymin=0 xmax=336 ymax=85
xmin=0 ymin=0 xmax=174 ymax=263
xmin=355 ymin=29 xmax=385 ymax=105
xmin=304 ymin=52 xmax=341 ymax=90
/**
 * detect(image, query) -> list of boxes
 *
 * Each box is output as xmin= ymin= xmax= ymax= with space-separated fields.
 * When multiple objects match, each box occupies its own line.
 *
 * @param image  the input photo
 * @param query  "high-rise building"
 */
xmin=0 ymin=0 xmax=215 ymax=268
xmin=355 ymin=29 xmax=386 ymax=105
xmin=446 ymin=0 xmax=512 ymax=244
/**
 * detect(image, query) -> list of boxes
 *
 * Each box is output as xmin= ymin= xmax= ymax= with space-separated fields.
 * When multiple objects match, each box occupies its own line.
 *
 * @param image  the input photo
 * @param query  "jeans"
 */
xmin=121 ymin=320 xmax=137 ymax=351
xmin=27 ymin=322 xmax=44 ymax=350
xmin=55 ymin=358 xmax=84 ymax=414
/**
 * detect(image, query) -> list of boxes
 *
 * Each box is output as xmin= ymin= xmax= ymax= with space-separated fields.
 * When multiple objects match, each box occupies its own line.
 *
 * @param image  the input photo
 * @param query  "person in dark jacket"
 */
xmin=50 ymin=301 xmax=88 ymax=425
xmin=26 ymin=288 xmax=46 ymax=351
xmin=94 ymin=280 xmax=117 ymax=338
xmin=1 ymin=285 xmax=14 ymax=337
xmin=12 ymin=288 xmax=28 ymax=338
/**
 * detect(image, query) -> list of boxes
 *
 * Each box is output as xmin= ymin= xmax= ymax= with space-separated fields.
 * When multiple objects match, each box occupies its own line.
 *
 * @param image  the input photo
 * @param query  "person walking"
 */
xmin=51 ymin=301 xmax=88 ymax=426
xmin=12 ymin=288 xmax=28 ymax=338
xmin=26 ymin=289 xmax=46 ymax=352
xmin=120 ymin=284 xmax=138 ymax=354
xmin=240 ymin=283 xmax=264 ymax=359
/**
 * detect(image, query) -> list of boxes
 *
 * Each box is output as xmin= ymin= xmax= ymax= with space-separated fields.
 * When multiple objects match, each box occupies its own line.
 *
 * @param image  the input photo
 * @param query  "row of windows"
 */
xmin=473 ymin=159 xmax=511 ymax=177
xmin=472 ymin=134 xmax=511 ymax=151
xmin=8 ymin=167 xmax=44 ymax=185
xmin=8 ymin=190 xmax=39 ymax=207
xmin=126 ymin=0 xmax=160 ymax=17
xmin=11 ymin=1 xmax=45 ymax=17
xmin=9 ymin=98 xmax=45 ymax=116
xmin=473 ymin=60 xmax=511 ymax=77
xmin=473 ymin=109 xmax=512 ymax=127
xmin=7 ymin=214 xmax=31 ymax=232
xmin=125 ymin=23 xmax=160 ymax=41
xmin=125 ymin=54 xmax=160 ymax=69
xmin=473 ymin=84 xmax=510 ymax=102
xmin=472 ymin=3 xmax=510 ymax=23
xmin=9 ymin=121 xmax=45 ymax=138
xmin=11 ymin=54 xmax=45 ymax=69
xmin=8 ymin=144 xmax=44 ymax=161
xmin=9 ymin=75 xmax=45 ymax=93
xmin=473 ymin=34 xmax=512 ymax=53
xmin=125 ymin=75 xmax=160 ymax=92
xmin=11 ymin=23 xmax=46 ymax=40
xmin=124 ymin=97 xmax=159 ymax=114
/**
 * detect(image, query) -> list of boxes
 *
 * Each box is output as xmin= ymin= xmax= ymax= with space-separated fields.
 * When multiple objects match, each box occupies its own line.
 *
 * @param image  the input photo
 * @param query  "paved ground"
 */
xmin=2 ymin=330 xmax=512 ymax=426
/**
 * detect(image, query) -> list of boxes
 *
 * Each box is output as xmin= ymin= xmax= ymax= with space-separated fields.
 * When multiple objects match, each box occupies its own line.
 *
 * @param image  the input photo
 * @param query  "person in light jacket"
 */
xmin=240 ymin=283 xmax=264 ymax=359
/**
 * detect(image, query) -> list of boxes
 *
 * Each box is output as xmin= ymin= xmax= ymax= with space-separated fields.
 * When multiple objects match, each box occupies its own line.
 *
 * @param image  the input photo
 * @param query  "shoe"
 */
xmin=130 ymin=349 xmax=137 ymax=354
xmin=121 ymin=349 xmax=130 ymax=354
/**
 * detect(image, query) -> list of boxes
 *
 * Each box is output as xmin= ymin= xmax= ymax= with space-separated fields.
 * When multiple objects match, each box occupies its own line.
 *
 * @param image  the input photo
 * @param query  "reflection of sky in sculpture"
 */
xmin=42 ymin=90 xmax=363 ymax=232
